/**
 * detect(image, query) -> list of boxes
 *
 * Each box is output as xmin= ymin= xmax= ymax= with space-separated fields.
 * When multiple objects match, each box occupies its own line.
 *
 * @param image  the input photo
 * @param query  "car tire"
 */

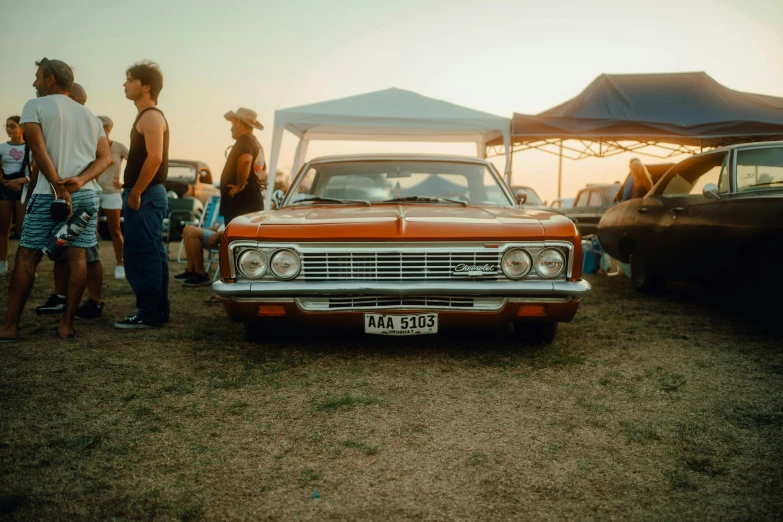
xmin=630 ymin=251 xmax=665 ymax=294
xmin=515 ymin=322 xmax=557 ymax=344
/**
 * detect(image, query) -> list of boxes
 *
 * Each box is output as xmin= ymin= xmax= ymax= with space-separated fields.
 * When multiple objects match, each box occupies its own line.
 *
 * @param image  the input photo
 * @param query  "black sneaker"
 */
xmin=36 ymin=294 xmax=67 ymax=314
xmin=114 ymin=314 xmax=156 ymax=329
xmin=174 ymin=270 xmax=196 ymax=281
xmin=75 ymin=299 xmax=104 ymax=320
xmin=182 ymin=273 xmax=211 ymax=287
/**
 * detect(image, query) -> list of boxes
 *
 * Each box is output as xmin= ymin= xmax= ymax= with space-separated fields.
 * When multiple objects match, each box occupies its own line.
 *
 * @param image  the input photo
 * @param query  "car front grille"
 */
xmin=300 ymin=251 xmax=502 ymax=281
xmin=296 ymin=296 xmax=506 ymax=311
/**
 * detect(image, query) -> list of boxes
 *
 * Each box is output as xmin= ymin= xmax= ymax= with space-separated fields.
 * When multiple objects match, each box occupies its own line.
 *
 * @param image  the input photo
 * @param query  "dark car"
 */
xmin=165 ymin=160 xmax=219 ymax=204
xmin=598 ymin=141 xmax=783 ymax=312
xmin=564 ymin=164 xmax=675 ymax=236
xmin=563 ymin=183 xmax=622 ymax=236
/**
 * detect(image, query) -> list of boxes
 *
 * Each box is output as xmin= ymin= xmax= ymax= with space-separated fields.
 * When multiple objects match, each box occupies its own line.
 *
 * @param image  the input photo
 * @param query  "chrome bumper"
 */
xmin=213 ymin=279 xmax=591 ymax=300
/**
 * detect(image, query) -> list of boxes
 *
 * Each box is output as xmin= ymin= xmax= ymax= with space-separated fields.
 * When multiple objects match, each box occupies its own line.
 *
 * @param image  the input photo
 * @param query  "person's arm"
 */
xmin=113 ymin=143 xmax=128 ymax=189
xmin=24 ymin=123 xmax=71 ymax=209
xmin=127 ymin=111 xmax=165 ymax=210
xmin=58 ymin=136 xmax=112 ymax=193
xmin=227 ymin=154 xmax=253 ymax=198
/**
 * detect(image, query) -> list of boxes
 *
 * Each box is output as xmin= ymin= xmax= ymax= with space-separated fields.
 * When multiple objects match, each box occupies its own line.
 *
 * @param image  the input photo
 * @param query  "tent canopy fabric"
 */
xmin=265 ymin=88 xmax=511 ymax=209
xmin=492 ymin=72 xmax=783 ymax=148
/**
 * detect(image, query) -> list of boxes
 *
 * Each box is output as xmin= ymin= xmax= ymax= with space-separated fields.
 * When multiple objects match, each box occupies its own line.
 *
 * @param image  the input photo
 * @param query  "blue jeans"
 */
xmin=123 ymin=185 xmax=170 ymax=324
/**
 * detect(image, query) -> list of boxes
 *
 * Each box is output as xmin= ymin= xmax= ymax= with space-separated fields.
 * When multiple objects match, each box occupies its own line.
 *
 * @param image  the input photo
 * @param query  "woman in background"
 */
xmin=0 ymin=116 xmax=30 ymax=276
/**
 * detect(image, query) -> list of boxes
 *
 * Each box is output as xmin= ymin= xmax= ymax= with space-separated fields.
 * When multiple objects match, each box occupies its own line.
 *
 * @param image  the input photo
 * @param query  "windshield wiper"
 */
xmin=290 ymin=196 xmax=371 ymax=206
xmin=382 ymin=195 xmax=468 ymax=207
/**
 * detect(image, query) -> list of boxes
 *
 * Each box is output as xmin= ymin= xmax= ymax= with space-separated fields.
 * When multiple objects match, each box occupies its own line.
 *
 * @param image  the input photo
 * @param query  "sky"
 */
xmin=1 ymin=0 xmax=782 ymax=203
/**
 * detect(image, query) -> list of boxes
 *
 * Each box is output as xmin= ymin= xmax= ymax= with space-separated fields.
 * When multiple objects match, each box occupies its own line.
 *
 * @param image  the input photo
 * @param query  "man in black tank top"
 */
xmin=114 ymin=61 xmax=171 ymax=329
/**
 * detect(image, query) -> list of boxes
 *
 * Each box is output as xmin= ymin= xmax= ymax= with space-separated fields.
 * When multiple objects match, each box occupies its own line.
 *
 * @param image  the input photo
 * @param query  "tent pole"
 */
xmin=558 ymin=140 xmax=563 ymax=199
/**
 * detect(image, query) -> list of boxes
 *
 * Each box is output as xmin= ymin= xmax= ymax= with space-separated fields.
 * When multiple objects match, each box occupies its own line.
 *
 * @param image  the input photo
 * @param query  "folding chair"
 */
xmin=164 ymin=196 xmax=203 ymax=257
xmin=177 ymin=195 xmax=221 ymax=263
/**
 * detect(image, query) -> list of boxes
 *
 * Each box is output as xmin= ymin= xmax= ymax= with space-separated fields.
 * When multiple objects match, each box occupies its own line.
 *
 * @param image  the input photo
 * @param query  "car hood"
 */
xmin=224 ymin=204 xmax=578 ymax=242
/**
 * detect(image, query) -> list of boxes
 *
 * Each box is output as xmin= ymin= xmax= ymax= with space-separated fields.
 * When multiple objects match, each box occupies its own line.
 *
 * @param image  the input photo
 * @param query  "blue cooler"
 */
xmin=582 ymin=251 xmax=600 ymax=274
xmin=581 ymin=235 xmax=602 ymax=274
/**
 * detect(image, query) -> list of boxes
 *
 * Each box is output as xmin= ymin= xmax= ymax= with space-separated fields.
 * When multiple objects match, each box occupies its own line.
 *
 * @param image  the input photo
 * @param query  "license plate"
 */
xmin=364 ymin=313 xmax=438 ymax=336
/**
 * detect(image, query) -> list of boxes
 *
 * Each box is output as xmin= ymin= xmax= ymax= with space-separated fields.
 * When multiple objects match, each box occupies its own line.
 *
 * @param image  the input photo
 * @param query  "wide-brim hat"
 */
xmin=224 ymin=107 xmax=263 ymax=130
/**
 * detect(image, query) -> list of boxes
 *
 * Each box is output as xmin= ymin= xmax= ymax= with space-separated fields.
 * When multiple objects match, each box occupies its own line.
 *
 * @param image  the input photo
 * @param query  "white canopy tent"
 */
xmin=264 ymin=88 xmax=511 ymax=210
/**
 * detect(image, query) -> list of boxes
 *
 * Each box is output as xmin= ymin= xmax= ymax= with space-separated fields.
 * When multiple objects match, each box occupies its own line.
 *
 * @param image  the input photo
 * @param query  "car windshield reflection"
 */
xmin=286 ymin=160 xmax=514 ymax=207
xmin=168 ymin=165 xmax=197 ymax=183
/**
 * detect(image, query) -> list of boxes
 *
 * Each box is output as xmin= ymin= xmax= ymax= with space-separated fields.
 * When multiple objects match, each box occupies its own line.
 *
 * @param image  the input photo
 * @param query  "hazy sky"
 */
xmin=1 ymin=0 xmax=781 ymax=202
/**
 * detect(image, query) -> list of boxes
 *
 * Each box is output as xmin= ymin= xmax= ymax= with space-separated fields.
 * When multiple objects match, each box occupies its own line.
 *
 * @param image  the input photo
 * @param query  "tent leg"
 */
xmin=557 ymin=141 xmax=563 ymax=199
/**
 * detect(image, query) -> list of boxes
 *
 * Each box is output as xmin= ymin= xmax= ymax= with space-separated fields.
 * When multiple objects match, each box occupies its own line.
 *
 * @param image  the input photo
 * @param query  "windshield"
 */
xmin=168 ymin=164 xmax=197 ymax=183
xmin=286 ymin=160 xmax=514 ymax=207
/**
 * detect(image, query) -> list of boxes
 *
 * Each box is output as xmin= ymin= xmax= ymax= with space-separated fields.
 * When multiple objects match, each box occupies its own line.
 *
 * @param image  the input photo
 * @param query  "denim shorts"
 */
xmin=21 ymin=190 xmax=100 ymax=249
xmin=201 ymin=229 xmax=217 ymax=249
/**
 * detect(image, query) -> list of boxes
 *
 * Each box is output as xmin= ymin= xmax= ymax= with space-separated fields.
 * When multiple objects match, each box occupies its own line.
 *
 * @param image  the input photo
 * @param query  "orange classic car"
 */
xmin=213 ymin=154 xmax=590 ymax=343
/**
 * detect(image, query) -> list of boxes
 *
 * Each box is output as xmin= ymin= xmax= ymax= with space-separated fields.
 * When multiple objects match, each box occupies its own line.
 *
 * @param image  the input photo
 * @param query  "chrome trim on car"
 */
xmin=296 ymin=296 xmax=506 ymax=312
xmin=508 ymin=297 xmax=574 ymax=304
xmin=212 ymin=278 xmax=591 ymax=300
xmin=227 ymin=241 xmax=577 ymax=282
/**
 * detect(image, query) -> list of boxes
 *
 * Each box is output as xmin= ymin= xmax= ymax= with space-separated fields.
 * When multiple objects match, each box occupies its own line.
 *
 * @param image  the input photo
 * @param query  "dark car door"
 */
xmin=664 ymin=151 xmax=730 ymax=282
xmin=711 ymin=145 xmax=783 ymax=276
xmin=632 ymin=165 xmax=705 ymax=278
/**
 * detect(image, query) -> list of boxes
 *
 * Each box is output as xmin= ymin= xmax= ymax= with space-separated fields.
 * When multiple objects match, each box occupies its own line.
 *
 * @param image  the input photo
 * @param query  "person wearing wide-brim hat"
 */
xmin=176 ymin=107 xmax=265 ymax=287
xmin=223 ymin=107 xmax=264 ymax=131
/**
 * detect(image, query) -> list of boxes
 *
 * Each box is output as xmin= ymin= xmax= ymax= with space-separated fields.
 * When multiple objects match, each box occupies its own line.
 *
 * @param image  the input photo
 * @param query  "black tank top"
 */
xmin=123 ymin=107 xmax=169 ymax=189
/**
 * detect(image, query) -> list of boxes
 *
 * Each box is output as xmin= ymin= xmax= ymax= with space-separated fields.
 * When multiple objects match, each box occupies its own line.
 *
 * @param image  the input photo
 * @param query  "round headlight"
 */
xmin=237 ymin=249 xmax=267 ymax=279
xmin=501 ymin=248 xmax=532 ymax=279
xmin=536 ymin=248 xmax=566 ymax=278
xmin=270 ymin=249 xmax=301 ymax=280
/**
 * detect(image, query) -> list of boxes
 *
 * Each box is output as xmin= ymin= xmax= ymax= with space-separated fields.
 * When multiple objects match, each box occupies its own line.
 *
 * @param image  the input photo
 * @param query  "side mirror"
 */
xmin=702 ymin=183 xmax=720 ymax=200
xmin=514 ymin=189 xmax=528 ymax=205
xmin=272 ymin=189 xmax=285 ymax=209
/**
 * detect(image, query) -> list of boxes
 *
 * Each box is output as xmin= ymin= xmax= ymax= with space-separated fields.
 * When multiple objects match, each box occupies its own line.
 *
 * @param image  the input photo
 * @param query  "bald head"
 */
xmin=69 ymin=83 xmax=87 ymax=105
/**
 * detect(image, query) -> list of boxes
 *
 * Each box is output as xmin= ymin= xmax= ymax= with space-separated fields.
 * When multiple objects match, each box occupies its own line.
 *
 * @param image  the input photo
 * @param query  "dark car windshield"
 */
xmin=287 ymin=160 xmax=514 ymax=207
xmin=168 ymin=164 xmax=197 ymax=183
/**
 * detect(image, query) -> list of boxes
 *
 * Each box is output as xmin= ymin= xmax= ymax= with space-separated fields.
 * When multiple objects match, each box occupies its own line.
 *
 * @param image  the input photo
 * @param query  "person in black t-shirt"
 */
xmin=174 ymin=108 xmax=264 ymax=287
xmin=220 ymin=107 xmax=265 ymax=224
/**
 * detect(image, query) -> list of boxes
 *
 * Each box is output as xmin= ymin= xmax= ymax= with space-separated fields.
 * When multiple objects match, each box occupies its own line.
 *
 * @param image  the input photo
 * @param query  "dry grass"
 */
xmin=1 ymin=241 xmax=782 ymax=520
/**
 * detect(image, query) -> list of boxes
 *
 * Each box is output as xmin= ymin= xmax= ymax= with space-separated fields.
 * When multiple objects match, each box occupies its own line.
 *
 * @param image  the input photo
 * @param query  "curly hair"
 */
xmin=126 ymin=60 xmax=164 ymax=103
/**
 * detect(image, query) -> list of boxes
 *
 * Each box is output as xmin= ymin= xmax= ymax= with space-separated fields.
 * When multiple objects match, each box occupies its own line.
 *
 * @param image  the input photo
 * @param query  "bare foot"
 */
xmin=56 ymin=322 xmax=75 ymax=339
xmin=0 ymin=324 xmax=19 ymax=342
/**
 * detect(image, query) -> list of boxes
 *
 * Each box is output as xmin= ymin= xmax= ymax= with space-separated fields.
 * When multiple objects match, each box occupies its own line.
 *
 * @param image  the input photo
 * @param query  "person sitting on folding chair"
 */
xmin=176 ymin=221 xmax=225 ymax=286
xmin=176 ymin=106 xmax=265 ymax=287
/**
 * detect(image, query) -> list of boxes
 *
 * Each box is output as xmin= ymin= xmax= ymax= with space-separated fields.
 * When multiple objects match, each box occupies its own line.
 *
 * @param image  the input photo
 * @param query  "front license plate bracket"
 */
xmin=364 ymin=313 xmax=438 ymax=336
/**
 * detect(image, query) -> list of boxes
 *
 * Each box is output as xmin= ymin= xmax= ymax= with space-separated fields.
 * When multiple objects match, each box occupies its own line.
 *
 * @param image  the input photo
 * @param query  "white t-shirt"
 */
xmin=0 ymin=141 xmax=29 ymax=178
xmin=20 ymin=94 xmax=105 ymax=196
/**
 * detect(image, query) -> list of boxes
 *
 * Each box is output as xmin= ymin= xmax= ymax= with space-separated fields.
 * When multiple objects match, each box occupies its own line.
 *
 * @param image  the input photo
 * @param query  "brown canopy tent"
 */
xmin=488 ymin=72 xmax=783 ymax=197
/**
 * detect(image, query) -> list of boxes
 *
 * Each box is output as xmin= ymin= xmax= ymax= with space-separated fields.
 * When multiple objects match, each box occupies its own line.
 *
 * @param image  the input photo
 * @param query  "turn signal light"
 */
xmin=257 ymin=305 xmax=286 ymax=316
xmin=517 ymin=304 xmax=547 ymax=317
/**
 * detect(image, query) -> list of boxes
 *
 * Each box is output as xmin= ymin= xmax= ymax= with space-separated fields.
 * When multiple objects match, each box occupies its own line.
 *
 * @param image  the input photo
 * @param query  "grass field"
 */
xmin=1 ymin=241 xmax=781 ymax=520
